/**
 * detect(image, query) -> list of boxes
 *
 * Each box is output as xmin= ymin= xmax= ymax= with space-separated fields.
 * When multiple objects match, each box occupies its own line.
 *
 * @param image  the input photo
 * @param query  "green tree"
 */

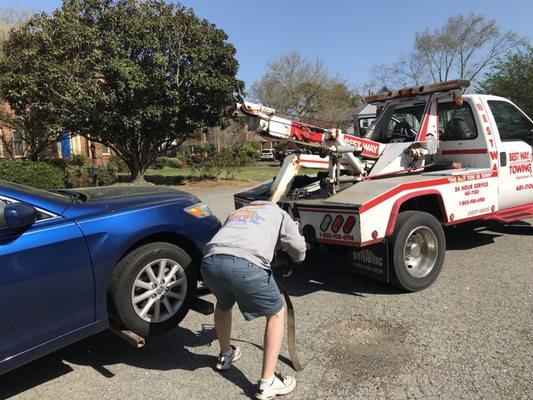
xmin=0 ymin=6 xmax=56 ymax=162
xmin=0 ymin=0 xmax=241 ymax=181
xmin=477 ymin=46 xmax=533 ymax=117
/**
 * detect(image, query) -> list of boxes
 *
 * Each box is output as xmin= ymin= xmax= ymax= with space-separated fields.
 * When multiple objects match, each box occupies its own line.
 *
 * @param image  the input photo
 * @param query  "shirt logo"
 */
xmin=226 ymin=209 xmax=265 ymax=227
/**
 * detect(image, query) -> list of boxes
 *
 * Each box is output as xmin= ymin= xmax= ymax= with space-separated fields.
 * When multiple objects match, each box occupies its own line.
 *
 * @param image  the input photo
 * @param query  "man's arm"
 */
xmin=279 ymin=211 xmax=307 ymax=263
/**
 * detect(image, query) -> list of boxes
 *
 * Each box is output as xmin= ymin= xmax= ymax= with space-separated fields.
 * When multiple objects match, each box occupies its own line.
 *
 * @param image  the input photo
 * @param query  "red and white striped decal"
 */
xmin=360 ymin=170 xmax=498 ymax=213
xmin=417 ymin=96 xmax=438 ymax=142
xmin=441 ymin=149 xmax=487 ymax=155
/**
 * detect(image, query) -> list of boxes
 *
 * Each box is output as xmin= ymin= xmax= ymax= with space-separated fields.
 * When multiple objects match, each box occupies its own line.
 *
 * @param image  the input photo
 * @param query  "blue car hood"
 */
xmin=62 ymin=185 xmax=200 ymax=220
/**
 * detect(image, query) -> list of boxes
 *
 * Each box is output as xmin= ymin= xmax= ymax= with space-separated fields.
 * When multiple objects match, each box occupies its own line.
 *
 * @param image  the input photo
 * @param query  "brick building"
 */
xmin=180 ymin=122 xmax=276 ymax=155
xmin=0 ymin=125 xmax=112 ymax=164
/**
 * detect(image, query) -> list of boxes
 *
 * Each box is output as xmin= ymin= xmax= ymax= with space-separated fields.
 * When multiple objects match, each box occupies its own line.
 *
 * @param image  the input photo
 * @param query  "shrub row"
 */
xmin=0 ymin=158 xmax=119 ymax=189
xmin=153 ymin=157 xmax=186 ymax=169
xmin=0 ymin=159 xmax=66 ymax=189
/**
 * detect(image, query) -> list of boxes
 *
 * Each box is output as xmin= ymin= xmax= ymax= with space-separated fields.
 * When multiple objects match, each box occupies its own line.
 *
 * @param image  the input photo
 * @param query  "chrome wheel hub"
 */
xmin=403 ymin=226 xmax=438 ymax=279
xmin=131 ymin=258 xmax=187 ymax=323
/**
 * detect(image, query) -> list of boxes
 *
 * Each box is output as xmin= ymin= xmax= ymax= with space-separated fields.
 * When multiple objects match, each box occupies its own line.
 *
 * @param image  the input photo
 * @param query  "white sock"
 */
xmin=222 ymin=347 xmax=233 ymax=357
xmin=261 ymin=374 xmax=275 ymax=385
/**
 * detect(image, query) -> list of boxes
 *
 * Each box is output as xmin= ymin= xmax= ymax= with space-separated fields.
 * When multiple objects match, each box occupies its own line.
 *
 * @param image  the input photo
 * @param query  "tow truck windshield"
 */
xmin=367 ymin=102 xmax=425 ymax=143
xmin=366 ymin=100 xmax=480 ymax=143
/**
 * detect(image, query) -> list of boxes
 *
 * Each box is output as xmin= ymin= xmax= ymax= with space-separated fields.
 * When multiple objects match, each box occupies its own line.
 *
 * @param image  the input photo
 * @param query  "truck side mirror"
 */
xmin=4 ymin=203 xmax=39 ymax=230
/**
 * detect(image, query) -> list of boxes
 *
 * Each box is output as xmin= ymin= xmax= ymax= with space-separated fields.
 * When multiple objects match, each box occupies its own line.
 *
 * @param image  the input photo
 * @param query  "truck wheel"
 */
xmin=108 ymin=242 xmax=197 ymax=336
xmin=390 ymin=211 xmax=445 ymax=292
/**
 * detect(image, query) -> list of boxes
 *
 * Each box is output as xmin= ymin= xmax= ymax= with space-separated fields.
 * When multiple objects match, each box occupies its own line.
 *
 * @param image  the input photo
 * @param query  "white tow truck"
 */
xmin=232 ymin=80 xmax=533 ymax=291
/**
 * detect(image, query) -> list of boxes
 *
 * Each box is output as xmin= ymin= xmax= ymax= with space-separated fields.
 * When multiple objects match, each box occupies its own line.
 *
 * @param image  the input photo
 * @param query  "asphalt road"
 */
xmin=1 ymin=183 xmax=532 ymax=400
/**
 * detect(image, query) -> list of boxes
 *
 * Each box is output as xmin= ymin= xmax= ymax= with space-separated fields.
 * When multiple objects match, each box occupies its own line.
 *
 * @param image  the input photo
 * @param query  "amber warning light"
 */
xmin=364 ymin=79 xmax=470 ymax=104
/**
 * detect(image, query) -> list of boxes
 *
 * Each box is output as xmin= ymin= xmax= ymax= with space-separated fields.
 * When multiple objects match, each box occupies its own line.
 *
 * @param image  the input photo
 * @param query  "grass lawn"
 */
xmin=145 ymin=164 xmax=319 ymax=183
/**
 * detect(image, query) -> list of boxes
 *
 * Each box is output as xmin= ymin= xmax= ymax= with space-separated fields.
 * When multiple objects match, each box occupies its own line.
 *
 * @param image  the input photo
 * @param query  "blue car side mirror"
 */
xmin=4 ymin=203 xmax=38 ymax=230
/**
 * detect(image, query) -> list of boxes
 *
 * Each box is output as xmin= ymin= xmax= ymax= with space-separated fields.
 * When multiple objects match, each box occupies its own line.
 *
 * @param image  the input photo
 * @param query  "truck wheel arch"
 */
xmin=385 ymin=190 xmax=448 ymax=237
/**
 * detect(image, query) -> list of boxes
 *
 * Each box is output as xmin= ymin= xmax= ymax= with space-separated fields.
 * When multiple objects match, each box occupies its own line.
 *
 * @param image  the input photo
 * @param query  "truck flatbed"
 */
xmin=321 ymin=167 xmax=492 ymax=207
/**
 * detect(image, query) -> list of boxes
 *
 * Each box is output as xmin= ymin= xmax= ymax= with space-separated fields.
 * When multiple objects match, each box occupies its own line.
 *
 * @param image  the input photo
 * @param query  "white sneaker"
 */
xmin=216 ymin=345 xmax=242 ymax=371
xmin=255 ymin=373 xmax=296 ymax=399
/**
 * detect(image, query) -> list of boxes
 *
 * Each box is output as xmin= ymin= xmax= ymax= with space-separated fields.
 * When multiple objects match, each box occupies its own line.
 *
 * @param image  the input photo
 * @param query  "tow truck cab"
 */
xmin=235 ymin=86 xmax=533 ymax=291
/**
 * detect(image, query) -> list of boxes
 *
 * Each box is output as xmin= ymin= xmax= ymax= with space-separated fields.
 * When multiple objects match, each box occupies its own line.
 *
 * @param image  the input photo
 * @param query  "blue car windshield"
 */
xmin=0 ymin=180 xmax=73 ymax=203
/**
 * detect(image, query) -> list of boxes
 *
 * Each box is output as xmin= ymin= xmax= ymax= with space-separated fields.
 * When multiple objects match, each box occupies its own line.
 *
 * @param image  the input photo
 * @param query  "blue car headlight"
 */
xmin=184 ymin=202 xmax=212 ymax=218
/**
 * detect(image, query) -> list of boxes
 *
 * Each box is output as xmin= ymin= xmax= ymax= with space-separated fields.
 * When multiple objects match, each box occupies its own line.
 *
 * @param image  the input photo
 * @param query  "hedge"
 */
xmin=66 ymin=164 xmax=117 ymax=188
xmin=0 ymin=159 xmax=66 ymax=189
xmin=153 ymin=156 xmax=186 ymax=169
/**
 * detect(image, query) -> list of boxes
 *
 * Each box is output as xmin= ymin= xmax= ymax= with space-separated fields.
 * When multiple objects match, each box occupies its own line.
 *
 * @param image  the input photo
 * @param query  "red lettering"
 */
xmin=489 ymin=139 xmax=494 ymax=148
xmin=476 ymin=103 xmax=484 ymax=111
xmin=486 ymin=126 xmax=492 ymax=135
xmin=489 ymin=151 xmax=498 ymax=161
xmin=520 ymin=152 xmax=531 ymax=161
xmin=510 ymin=164 xmax=533 ymax=174
xmin=482 ymin=114 xmax=488 ymax=123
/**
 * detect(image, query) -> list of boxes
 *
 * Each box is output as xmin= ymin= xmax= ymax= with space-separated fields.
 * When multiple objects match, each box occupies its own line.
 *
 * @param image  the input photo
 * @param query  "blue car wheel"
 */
xmin=108 ymin=242 xmax=197 ymax=336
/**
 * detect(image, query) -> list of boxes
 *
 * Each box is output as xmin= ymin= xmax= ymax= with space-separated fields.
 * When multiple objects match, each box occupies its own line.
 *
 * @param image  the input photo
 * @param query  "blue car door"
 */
xmin=0 ymin=197 xmax=95 ymax=364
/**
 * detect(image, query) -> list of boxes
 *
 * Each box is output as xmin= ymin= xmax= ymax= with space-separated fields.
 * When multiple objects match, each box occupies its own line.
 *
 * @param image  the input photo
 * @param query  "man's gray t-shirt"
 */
xmin=203 ymin=201 xmax=307 ymax=269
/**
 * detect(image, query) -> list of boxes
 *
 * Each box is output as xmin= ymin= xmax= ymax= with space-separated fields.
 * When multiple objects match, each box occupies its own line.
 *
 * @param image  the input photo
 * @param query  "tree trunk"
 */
xmin=128 ymin=157 xmax=149 ymax=184
xmin=132 ymin=173 xmax=147 ymax=184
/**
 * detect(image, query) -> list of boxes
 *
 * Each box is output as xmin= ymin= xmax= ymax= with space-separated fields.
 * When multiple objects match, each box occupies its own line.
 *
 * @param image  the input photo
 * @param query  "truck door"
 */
xmin=437 ymin=100 xmax=487 ymax=169
xmin=485 ymin=99 xmax=533 ymax=209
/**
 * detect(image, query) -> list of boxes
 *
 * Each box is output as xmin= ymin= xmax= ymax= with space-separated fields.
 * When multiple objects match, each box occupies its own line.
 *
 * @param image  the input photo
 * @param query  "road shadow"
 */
xmin=445 ymin=220 xmax=532 ymax=250
xmin=144 ymin=174 xmax=187 ymax=185
xmin=274 ymin=246 xmax=400 ymax=298
xmin=277 ymin=220 xmax=532 ymax=297
xmin=0 ymin=325 xmax=256 ymax=399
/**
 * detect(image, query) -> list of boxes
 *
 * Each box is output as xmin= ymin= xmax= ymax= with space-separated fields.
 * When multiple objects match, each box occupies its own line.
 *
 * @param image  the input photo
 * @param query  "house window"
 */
xmin=13 ymin=131 xmax=24 ymax=157
xmin=188 ymin=145 xmax=196 ymax=154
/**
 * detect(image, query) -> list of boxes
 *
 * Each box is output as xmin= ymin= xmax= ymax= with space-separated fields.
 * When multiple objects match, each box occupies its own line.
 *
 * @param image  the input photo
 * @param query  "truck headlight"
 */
xmin=184 ymin=202 xmax=212 ymax=218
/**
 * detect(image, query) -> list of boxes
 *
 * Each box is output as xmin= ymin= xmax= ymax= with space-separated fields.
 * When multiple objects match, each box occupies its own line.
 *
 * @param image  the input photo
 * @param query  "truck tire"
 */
xmin=108 ymin=242 xmax=197 ymax=336
xmin=389 ymin=211 xmax=445 ymax=292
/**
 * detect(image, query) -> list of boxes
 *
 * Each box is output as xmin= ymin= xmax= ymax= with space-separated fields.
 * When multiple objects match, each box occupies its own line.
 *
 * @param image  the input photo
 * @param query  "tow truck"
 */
xmin=231 ymin=79 xmax=533 ymax=291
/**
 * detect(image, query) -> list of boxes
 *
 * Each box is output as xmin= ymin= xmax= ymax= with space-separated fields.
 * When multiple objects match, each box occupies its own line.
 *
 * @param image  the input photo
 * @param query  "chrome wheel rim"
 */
xmin=403 ymin=226 xmax=438 ymax=279
xmin=131 ymin=258 xmax=187 ymax=323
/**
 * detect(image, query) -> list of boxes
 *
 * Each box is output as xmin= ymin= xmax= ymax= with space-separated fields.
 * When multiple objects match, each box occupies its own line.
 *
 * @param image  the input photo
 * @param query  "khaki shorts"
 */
xmin=201 ymin=254 xmax=283 ymax=321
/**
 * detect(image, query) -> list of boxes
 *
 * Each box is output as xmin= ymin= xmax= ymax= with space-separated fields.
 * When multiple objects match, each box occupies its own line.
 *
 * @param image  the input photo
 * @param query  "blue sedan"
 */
xmin=0 ymin=180 xmax=221 ymax=375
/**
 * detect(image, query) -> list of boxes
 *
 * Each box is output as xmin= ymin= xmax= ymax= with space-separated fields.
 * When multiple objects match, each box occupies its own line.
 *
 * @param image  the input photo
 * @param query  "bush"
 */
xmin=153 ymin=157 xmax=186 ymax=169
xmin=69 ymin=154 xmax=87 ymax=166
xmin=238 ymin=141 xmax=261 ymax=164
xmin=108 ymin=155 xmax=129 ymax=173
xmin=191 ymin=149 xmax=242 ymax=180
xmin=178 ymin=143 xmax=212 ymax=166
xmin=66 ymin=163 xmax=118 ymax=188
xmin=0 ymin=159 xmax=66 ymax=189
xmin=47 ymin=157 xmax=70 ymax=170
xmin=65 ymin=165 xmax=92 ymax=188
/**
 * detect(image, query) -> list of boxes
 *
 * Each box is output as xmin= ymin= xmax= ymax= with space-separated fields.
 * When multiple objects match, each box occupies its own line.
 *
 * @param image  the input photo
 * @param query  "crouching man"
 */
xmin=201 ymin=201 xmax=307 ymax=400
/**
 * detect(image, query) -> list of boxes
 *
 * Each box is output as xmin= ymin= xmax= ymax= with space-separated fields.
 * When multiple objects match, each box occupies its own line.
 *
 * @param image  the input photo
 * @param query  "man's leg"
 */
xmin=214 ymin=306 xmax=233 ymax=354
xmin=261 ymin=306 xmax=285 ymax=379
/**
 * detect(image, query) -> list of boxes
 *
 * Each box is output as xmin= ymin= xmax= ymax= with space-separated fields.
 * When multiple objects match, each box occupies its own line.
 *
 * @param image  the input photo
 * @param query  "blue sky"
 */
xmin=3 ymin=0 xmax=532 ymax=89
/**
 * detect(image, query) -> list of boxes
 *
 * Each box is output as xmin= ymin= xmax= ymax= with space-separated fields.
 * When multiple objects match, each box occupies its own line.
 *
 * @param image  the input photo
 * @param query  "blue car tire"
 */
xmin=108 ymin=242 xmax=197 ymax=336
